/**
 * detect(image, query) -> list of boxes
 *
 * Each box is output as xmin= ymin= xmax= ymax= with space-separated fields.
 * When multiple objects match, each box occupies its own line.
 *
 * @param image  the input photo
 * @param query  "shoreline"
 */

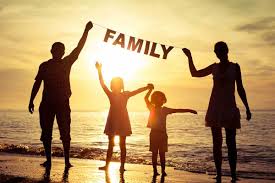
xmin=0 ymin=152 xmax=274 ymax=183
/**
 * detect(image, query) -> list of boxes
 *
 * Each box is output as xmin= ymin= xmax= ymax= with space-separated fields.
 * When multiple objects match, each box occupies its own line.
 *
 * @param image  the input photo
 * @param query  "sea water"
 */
xmin=0 ymin=111 xmax=274 ymax=180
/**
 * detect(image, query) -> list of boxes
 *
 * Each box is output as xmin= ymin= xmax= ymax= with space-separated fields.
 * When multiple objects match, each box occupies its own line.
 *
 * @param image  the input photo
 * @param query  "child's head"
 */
xmin=110 ymin=77 xmax=124 ymax=93
xmin=151 ymin=91 xmax=167 ymax=107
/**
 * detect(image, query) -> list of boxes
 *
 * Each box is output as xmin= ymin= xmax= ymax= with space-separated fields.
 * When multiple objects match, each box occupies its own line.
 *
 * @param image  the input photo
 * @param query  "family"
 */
xmin=28 ymin=21 xmax=251 ymax=182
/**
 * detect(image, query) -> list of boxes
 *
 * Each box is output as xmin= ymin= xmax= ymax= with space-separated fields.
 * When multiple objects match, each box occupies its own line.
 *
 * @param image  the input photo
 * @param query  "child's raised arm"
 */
xmin=144 ymin=86 xmax=154 ymax=110
xmin=95 ymin=62 xmax=111 ymax=96
xmin=128 ymin=83 xmax=153 ymax=98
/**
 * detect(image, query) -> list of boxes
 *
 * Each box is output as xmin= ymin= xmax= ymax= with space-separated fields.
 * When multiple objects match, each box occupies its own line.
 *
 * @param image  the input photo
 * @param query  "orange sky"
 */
xmin=0 ymin=0 xmax=275 ymax=111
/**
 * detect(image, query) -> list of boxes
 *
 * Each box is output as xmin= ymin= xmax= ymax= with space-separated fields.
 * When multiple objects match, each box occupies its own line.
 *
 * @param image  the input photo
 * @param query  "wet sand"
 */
xmin=0 ymin=152 xmax=272 ymax=183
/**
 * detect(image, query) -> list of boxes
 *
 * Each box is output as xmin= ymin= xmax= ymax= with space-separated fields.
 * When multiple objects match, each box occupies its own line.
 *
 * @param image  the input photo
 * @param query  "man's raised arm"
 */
xmin=67 ymin=21 xmax=93 ymax=63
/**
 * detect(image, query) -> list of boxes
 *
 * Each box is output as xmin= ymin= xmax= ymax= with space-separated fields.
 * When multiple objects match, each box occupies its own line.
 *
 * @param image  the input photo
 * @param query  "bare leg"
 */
xmin=159 ymin=151 xmax=167 ymax=176
xmin=41 ymin=140 xmax=52 ymax=167
xmin=152 ymin=151 xmax=159 ymax=176
xmin=39 ymin=103 xmax=54 ymax=168
xmin=99 ymin=135 xmax=114 ymax=170
xmin=56 ymin=102 xmax=72 ymax=168
xmin=62 ymin=140 xmax=72 ymax=168
xmin=225 ymin=128 xmax=237 ymax=182
xmin=119 ymin=136 xmax=126 ymax=172
xmin=211 ymin=127 xmax=223 ymax=182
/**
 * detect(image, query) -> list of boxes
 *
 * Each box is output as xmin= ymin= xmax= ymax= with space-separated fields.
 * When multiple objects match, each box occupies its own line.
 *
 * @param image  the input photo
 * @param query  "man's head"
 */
xmin=51 ymin=42 xmax=65 ymax=59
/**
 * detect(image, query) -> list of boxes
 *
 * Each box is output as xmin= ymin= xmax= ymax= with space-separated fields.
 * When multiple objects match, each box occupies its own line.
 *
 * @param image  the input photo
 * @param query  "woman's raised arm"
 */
xmin=182 ymin=48 xmax=214 ymax=77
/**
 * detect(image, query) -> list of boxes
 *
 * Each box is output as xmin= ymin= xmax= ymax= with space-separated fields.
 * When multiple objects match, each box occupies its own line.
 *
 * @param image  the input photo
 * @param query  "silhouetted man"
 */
xmin=28 ymin=21 xmax=93 ymax=168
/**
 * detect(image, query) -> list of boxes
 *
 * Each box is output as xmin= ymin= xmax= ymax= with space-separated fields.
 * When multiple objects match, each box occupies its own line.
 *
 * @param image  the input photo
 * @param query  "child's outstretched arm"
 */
xmin=167 ymin=108 xmax=197 ymax=114
xmin=144 ymin=86 xmax=154 ymax=110
xmin=128 ymin=83 xmax=154 ymax=97
xmin=95 ymin=62 xmax=111 ymax=96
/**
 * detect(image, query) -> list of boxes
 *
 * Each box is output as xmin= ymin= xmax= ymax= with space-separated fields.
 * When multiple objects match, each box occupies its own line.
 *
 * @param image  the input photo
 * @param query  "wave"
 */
xmin=1 ymin=143 xmax=275 ymax=180
xmin=0 ymin=143 xmax=150 ymax=165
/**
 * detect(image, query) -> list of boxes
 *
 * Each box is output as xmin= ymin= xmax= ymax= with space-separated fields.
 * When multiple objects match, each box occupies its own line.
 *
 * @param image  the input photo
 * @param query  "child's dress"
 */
xmin=104 ymin=92 xmax=132 ymax=136
xmin=147 ymin=107 xmax=173 ymax=152
xmin=205 ymin=62 xmax=241 ymax=129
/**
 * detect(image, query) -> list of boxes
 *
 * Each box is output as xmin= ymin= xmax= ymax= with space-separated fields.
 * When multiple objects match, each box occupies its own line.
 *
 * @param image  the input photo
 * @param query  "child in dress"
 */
xmin=95 ymin=62 xmax=153 ymax=172
xmin=144 ymin=88 xmax=197 ymax=176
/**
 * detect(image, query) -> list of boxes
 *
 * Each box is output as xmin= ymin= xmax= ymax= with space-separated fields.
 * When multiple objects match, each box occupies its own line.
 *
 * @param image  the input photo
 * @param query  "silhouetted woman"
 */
xmin=182 ymin=42 xmax=251 ymax=182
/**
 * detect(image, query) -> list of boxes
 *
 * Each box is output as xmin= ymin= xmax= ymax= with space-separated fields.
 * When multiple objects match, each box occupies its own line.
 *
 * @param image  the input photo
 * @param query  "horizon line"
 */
xmin=1 ymin=109 xmax=275 ymax=112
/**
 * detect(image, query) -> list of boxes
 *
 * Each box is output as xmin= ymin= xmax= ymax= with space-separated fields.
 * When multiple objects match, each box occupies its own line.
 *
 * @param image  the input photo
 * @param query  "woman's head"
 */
xmin=110 ymin=77 xmax=124 ymax=93
xmin=214 ymin=41 xmax=229 ymax=62
xmin=151 ymin=91 xmax=167 ymax=107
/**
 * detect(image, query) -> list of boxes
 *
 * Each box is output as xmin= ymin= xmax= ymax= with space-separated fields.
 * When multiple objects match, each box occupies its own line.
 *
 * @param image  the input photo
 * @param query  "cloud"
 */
xmin=235 ymin=17 xmax=275 ymax=46
xmin=262 ymin=31 xmax=275 ymax=46
xmin=244 ymin=59 xmax=275 ymax=77
xmin=236 ymin=17 xmax=275 ymax=32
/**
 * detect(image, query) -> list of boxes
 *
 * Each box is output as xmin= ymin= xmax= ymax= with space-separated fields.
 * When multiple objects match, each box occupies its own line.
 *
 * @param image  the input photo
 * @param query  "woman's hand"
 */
xmin=95 ymin=62 xmax=102 ymax=70
xmin=28 ymin=102 xmax=34 ymax=114
xmin=246 ymin=110 xmax=252 ymax=121
xmin=182 ymin=48 xmax=192 ymax=58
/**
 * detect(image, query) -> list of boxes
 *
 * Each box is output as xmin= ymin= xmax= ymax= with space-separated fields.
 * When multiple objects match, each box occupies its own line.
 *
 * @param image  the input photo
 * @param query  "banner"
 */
xmin=101 ymin=27 xmax=175 ymax=60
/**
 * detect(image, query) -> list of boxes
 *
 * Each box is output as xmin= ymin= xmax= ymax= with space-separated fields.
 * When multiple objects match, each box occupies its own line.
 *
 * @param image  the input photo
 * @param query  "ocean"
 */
xmin=0 ymin=111 xmax=274 ymax=180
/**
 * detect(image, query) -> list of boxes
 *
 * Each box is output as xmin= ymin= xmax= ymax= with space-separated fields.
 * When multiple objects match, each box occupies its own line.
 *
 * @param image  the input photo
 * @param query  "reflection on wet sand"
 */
xmin=151 ymin=174 xmax=165 ymax=183
xmin=42 ymin=166 xmax=51 ymax=182
xmin=62 ymin=166 xmax=70 ymax=183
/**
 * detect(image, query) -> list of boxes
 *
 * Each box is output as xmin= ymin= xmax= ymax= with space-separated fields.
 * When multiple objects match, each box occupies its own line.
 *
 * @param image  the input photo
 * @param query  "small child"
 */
xmin=95 ymin=62 xmax=153 ymax=172
xmin=144 ymin=87 xmax=197 ymax=176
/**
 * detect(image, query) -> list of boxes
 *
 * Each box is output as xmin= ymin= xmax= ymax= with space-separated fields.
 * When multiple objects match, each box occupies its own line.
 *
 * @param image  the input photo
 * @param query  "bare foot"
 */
xmin=99 ymin=166 xmax=108 ymax=171
xmin=40 ymin=161 xmax=51 ymax=168
xmin=65 ymin=162 xmax=73 ymax=168
xmin=213 ymin=175 xmax=221 ymax=183
xmin=231 ymin=176 xmax=239 ymax=183
xmin=162 ymin=171 xmax=167 ymax=176
xmin=119 ymin=166 xmax=126 ymax=173
xmin=154 ymin=171 xmax=160 ymax=176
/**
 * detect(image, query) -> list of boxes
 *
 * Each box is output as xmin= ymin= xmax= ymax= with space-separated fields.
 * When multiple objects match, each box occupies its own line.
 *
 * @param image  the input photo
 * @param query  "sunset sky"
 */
xmin=0 ymin=0 xmax=274 ymax=111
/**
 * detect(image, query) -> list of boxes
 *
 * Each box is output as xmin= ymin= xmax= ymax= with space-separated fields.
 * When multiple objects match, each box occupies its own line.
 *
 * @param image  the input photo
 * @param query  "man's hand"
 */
xmin=85 ymin=21 xmax=93 ymax=32
xmin=95 ymin=62 xmax=102 ymax=70
xmin=246 ymin=110 xmax=252 ymax=121
xmin=147 ymin=83 xmax=154 ymax=90
xmin=182 ymin=48 xmax=192 ymax=58
xmin=28 ymin=102 xmax=34 ymax=114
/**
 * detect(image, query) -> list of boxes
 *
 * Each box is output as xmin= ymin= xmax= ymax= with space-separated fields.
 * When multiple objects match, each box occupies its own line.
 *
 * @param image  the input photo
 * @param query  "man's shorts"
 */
xmin=149 ymin=130 xmax=168 ymax=153
xmin=39 ymin=99 xmax=71 ymax=142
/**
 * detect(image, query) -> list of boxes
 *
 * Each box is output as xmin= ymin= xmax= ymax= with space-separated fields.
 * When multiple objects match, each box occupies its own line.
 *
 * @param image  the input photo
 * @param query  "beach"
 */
xmin=0 ymin=152 xmax=273 ymax=183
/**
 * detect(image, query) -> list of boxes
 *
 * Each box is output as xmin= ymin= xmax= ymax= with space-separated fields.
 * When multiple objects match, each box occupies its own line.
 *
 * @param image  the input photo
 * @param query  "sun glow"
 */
xmin=91 ymin=43 xmax=148 ymax=82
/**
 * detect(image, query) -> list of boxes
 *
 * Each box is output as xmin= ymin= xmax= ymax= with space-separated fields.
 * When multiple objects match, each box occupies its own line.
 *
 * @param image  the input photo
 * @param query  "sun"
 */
xmin=90 ymin=42 xmax=148 ymax=83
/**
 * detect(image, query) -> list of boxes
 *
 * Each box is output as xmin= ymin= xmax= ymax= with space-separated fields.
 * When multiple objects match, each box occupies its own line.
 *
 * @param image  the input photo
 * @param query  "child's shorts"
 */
xmin=149 ymin=130 xmax=168 ymax=152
